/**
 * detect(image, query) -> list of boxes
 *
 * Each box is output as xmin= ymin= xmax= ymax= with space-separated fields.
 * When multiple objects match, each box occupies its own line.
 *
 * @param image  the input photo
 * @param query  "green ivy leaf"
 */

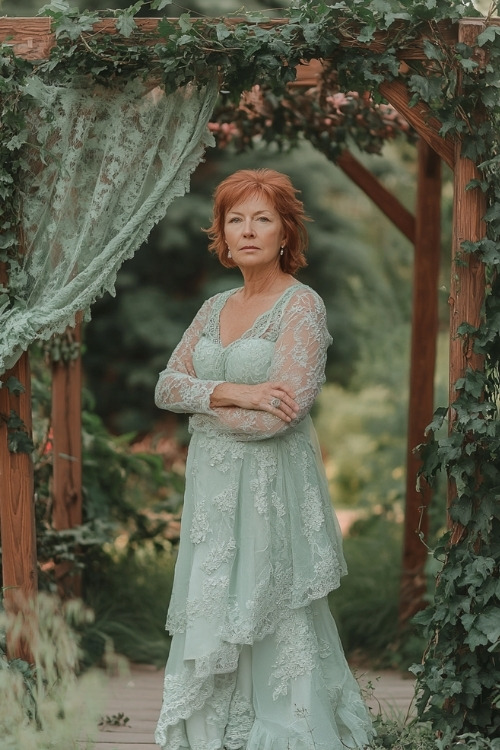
xmin=423 ymin=38 xmax=445 ymax=61
xmin=151 ymin=0 xmax=170 ymax=9
xmin=215 ymin=23 xmax=231 ymax=42
xmin=115 ymin=13 xmax=138 ymax=39
xmin=4 ymin=376 xmax=24 ymax=395
xmin=475 ymin=611 xmax=500 ymax=645
xmin=460 ymin=58 xmax=479 ymax=72
xmin=357 ymin=25 xmax=376 ymax=43
xmin=477 ymin=25 xmax=500 ymax=48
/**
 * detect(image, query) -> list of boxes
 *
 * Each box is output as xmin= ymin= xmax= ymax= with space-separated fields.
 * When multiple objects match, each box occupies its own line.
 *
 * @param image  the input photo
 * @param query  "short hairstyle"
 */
xmin=204 ymin=169 xmax=310 ymax=274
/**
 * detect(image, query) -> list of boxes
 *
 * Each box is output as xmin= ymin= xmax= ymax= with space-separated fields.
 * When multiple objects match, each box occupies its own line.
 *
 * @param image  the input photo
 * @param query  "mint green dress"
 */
xmin=154 ymin=283 xmax=373 ymax=750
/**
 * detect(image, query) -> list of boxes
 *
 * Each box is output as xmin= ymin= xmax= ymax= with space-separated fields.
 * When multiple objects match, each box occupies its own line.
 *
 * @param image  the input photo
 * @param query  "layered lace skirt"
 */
xmin=155 ymin=418 xmax=373 ymax=750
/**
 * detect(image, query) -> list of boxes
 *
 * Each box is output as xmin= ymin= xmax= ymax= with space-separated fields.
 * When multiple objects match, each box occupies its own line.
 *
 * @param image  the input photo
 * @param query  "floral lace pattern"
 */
xmin=155 ymin=284 xmax=373 ymax=749
xmin=0 ymin=78 xmax=218 ymax=374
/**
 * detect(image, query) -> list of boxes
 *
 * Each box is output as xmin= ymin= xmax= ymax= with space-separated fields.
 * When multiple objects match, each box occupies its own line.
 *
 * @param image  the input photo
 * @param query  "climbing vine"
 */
xmin=1 ymin=0 xmax=499 ymax=745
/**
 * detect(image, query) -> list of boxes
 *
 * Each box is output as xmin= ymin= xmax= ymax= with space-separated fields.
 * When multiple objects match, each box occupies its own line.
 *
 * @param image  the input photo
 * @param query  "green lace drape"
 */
xmin=0 ymin=77 xmax=218 ymax=374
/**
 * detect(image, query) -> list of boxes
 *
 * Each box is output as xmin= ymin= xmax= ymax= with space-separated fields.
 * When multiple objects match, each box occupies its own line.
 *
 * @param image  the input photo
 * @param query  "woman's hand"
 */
xmin=210 ymin=382 xmax=299 ymax=422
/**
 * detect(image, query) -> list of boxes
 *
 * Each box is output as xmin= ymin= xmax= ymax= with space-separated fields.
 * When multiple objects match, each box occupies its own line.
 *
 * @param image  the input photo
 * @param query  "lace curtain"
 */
xmin=0 ymin=77 xmax=218 ymax=374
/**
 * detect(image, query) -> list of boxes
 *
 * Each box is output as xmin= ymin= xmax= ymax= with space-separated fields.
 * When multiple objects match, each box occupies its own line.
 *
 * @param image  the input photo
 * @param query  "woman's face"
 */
xmin=224 ymin=194 xmax=286 ymax=272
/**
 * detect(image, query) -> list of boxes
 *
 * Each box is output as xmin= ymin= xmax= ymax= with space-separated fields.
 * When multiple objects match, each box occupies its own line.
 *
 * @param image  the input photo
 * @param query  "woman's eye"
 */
xmin=228 ymin=217 xmax=240 ymax=223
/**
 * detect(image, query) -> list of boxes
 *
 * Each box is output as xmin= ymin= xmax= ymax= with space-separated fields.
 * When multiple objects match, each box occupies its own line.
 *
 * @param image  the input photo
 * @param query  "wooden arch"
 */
xmin=0 ymin=16 xmax=487 ymax=636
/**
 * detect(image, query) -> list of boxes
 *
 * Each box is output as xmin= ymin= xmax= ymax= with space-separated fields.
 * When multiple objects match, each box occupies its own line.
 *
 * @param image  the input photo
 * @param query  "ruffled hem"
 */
xmin=155 ymin=599 xmax=374 ymax=750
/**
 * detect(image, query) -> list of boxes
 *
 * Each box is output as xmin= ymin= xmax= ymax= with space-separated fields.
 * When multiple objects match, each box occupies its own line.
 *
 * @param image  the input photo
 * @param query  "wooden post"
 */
xmin=448 ymin=21 xmax=486 ymax=518
xmin=398 ymin=140 xmax=441 ymax=624
xmin=0 ymin=247 xmax=37 ymax=661
xmin=51 ymin=317 xmax=83 ymax=598
xmin=0 ymin=352 xmax=37 ymax=661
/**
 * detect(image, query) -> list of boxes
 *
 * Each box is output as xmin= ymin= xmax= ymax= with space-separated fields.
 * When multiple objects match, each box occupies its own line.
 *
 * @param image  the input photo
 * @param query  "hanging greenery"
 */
xmin=1 ymin=0 xmax=499 ymax=745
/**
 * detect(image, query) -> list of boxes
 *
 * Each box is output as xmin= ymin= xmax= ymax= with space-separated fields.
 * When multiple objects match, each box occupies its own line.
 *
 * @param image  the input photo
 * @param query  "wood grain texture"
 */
xmin=51 ymin=320 xmax=83 ymax=533
xmin=0 ymin=352 xmax=37 ymax=661
xmin=0 ymin=17 xmax=53 ymax=60
xmin=51 ymin=318 xmax=83 ymax=598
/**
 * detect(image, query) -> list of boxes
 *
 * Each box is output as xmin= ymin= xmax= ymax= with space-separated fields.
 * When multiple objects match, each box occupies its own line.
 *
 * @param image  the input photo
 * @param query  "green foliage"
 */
xmin=0 ymin=372 xmax=35 ymax=455
xmin=20 ymin=350 xmax=180 ymax=668
xmin=1 ymin=0 xmax=500 ymax=744
xmin=21 ymin=349 xmax=183 ymax=596
xmin=369 ymin=717 xmax=437 ymax=750
xmin=1 ymin=408 xmax=35 ymax=453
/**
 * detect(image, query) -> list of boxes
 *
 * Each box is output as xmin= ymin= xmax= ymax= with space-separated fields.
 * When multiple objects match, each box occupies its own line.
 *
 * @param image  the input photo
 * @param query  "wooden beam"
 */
xmin=448 ymin=20 xmax=487 ymax=519
xmin=336 ymin=150 xmax=415 ymax=242
xmin=379 ymin=79 xmax=455 ymax=170
xmin=0 ymin=16 xmax=465 ymax=66
xmin=399 ymin=140 xmax=441 ymax=625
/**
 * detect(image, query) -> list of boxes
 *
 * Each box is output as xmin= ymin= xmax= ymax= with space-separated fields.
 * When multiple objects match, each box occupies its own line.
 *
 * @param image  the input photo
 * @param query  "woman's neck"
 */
xmin=239 ymin=265 xmax=293 ymax=299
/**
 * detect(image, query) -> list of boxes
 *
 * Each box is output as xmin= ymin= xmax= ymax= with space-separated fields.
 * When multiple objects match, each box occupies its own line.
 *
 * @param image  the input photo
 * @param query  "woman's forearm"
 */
xmin=209 ymin=382 xmax=250 ymax=408
xmin=209 ymin=381 xmax=298 ymax=422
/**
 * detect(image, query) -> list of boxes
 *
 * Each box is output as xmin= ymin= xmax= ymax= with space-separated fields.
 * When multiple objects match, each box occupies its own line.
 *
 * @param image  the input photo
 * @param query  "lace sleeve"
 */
xmin=155 ymin=298 xmax=224 ymax=414
xmin=190 ymin=288 xmax=332 ymax=441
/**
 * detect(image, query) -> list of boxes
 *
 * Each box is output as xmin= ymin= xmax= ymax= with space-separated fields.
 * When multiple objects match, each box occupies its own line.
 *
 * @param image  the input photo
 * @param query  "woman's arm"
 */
xmin=191 ymin=288 xmax=332 ymax=440
xmin=209 ymin=380 xmax=299 ymax=424
xmin=154 ymin=298 xmax=224 ymax=415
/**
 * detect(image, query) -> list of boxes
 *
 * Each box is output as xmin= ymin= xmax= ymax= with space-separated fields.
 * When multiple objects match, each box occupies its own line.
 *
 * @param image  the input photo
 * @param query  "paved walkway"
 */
xmin=84 ymin=662 xmax=417 ymax=749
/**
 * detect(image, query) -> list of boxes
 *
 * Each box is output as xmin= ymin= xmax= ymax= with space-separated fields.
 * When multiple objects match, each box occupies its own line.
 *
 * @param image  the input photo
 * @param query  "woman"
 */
xmin=154 ymin=169 xmax=373 ymax=750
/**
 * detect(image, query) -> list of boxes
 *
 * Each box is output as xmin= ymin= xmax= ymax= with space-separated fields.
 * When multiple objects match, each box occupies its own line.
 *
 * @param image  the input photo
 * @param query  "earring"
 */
xmin=227 ymin=250 xmax=232 ymax=259
xmin=280 ymin=246 xmax=284 ymax=256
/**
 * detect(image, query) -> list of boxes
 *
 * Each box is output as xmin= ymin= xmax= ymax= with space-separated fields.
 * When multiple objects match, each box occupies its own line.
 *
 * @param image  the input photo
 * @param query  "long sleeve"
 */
xmin=155 ymin=298 xmax=224 ymax=415
xmin=189 ymin=288 xmax=332 ymax=441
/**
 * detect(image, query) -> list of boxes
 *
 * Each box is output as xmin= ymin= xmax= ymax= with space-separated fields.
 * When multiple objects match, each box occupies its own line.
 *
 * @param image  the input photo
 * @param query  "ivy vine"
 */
xmin=1 ymin=0 xmax=499 ymax=745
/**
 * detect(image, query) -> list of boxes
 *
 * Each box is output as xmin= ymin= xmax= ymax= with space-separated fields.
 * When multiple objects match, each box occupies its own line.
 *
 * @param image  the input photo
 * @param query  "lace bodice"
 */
xmin=155 ymin=283 xmax=332 ymax=441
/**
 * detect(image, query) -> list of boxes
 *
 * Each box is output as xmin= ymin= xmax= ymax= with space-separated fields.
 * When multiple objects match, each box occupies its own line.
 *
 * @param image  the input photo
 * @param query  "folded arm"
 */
xmin=154 ymin=297 xmax=224 ymax=415
xmin=191 ymin=289 xmax=332 ymax=441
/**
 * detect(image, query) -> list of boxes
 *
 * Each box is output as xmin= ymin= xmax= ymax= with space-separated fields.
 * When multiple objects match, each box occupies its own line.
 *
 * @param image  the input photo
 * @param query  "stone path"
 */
xmin=83 ymin=662 xmax=417 ymax=749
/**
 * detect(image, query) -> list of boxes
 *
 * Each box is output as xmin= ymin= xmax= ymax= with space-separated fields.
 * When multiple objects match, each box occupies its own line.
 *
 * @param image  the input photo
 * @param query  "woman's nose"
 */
xmin=243 ymin=220 xmax=255 ymax=235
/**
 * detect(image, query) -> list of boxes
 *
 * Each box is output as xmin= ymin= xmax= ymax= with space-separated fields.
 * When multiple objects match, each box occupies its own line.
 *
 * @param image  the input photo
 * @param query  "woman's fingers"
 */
xmin=264 ymin=383 xmax=299 ymax=421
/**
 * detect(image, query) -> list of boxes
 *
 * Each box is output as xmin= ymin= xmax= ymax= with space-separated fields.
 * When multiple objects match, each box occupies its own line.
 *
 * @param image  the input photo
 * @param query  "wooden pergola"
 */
xmin=0 ymin=15 xmax=488 ymax=638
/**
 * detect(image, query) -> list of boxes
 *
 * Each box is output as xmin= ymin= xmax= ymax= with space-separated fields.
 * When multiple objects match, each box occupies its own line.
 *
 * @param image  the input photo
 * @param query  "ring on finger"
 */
xmin=270 ymin=397 xmax=281 ymax=409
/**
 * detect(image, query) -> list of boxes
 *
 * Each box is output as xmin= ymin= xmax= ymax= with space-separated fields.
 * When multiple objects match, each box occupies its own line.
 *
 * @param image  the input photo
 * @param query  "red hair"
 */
xmin=205 ymin=169 xmax=309 ymax=274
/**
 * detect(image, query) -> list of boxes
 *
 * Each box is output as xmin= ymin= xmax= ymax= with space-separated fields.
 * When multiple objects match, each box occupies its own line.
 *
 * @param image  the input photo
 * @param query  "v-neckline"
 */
xmin=217 ymin=283 xmax=301 ymax=349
